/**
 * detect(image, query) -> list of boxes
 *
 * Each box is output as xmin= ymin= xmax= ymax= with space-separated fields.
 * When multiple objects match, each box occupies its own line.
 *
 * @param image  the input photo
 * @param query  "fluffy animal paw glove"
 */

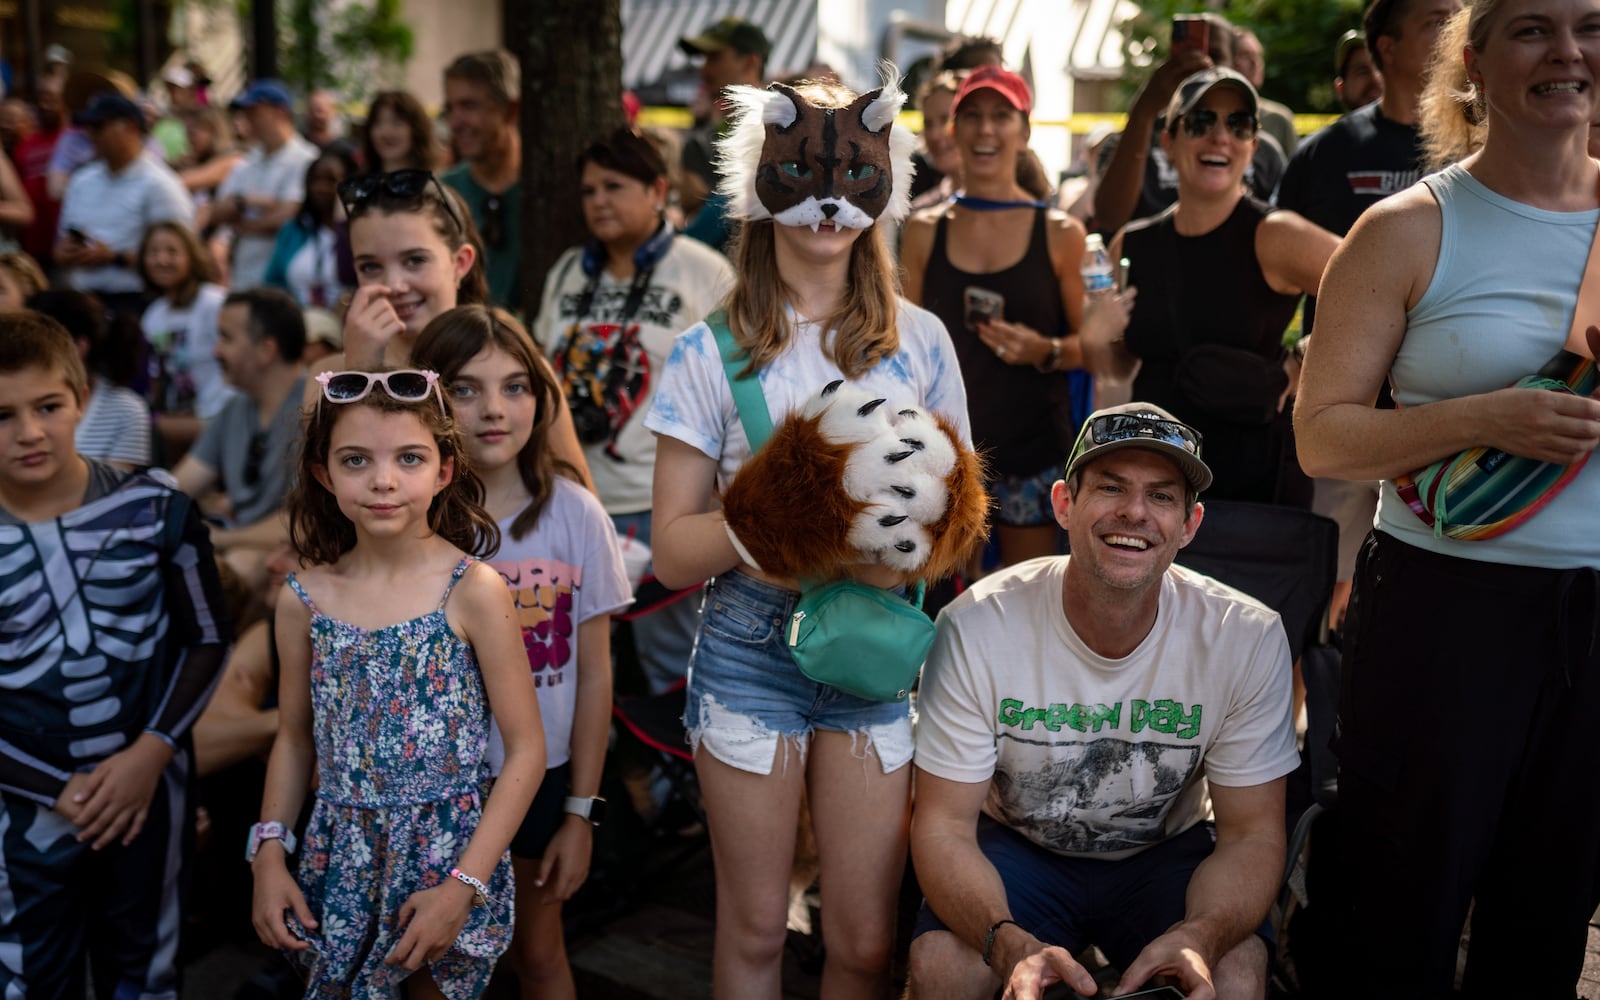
xmin=721 ymin=380 xmax=989 ymax=584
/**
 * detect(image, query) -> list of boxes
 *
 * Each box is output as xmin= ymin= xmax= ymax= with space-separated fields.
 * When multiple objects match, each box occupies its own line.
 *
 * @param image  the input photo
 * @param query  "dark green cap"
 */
xmin=1335 ymin=29 xmax=1367 ymax=77
xmin=679 ymin=16 xmax=772 ymax=61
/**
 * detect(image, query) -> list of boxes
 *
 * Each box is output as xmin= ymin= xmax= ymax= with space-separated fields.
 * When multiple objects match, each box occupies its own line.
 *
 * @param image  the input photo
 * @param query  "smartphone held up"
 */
xmin=1170 ymin=14 xmax=1211 ymax=60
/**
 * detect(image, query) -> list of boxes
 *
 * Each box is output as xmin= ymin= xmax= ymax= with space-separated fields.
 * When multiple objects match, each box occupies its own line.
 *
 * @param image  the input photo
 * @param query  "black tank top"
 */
xmin=922 ymin=207 xmax=1072 ymax=475
xmin=1121 ymin=197 xmax=1310 ymax=506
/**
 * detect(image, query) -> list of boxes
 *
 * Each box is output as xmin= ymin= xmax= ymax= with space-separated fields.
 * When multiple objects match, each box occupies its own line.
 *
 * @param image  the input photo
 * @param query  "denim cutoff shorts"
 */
xmin=684 ymin=570 xmax=913 ymax=776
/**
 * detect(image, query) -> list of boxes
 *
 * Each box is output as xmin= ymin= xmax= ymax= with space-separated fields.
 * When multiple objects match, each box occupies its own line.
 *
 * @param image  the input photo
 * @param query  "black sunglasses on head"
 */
xmin=1179 ymin=108 xmax=1259 ymax=141
xmin=337 ymin=170 xmax=465 ymax=234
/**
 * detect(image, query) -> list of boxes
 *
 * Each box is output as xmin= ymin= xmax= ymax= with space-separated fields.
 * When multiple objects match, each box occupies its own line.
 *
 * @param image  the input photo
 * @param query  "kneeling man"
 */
xmin=908 ymin=404 xmax=1298 ymax=1000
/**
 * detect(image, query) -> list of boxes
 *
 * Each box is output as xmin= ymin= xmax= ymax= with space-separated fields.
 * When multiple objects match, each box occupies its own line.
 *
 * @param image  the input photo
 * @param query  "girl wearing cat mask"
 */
xmin=645 ymin=75 xmax=972 ymax=997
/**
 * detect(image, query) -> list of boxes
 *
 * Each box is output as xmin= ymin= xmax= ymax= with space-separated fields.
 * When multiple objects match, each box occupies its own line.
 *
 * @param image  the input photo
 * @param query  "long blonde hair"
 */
xmin=722 ymin=79 xmax=905 ymax=379
xmin=1420 ymin=0 xmax=1514 ymax=169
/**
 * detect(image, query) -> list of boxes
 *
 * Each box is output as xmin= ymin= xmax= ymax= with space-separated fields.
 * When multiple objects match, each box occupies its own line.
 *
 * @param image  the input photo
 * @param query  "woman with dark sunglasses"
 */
xmin=1083 ymin=67 xmax=1337 ymax=507
xmin=303 ymin=170 xmax=595 ymax=489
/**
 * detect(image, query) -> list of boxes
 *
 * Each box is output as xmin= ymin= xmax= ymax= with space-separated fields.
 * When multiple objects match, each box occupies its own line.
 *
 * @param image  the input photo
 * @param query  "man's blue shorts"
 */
xmin=913 ymin=816 xmax=1273 ymax=972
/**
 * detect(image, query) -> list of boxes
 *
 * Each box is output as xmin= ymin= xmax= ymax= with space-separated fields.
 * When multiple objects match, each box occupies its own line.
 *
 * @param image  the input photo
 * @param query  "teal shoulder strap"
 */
xmin=707 ymin=309 xmax=774 ymax=451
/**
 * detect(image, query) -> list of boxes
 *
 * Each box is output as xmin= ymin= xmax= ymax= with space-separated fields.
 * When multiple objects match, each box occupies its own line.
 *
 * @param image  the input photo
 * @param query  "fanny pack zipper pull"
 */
xmin=789 ymin=610 xmax=806 ymax=646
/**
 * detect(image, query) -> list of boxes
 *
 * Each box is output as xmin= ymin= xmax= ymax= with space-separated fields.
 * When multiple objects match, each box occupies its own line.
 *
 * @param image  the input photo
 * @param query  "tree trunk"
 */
xmin=516 ymin=0 xmax=624 ymax=319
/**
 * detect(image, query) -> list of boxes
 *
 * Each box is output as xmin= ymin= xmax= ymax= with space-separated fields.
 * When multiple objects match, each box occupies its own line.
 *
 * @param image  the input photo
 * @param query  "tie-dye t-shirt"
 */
xmin=644 ymin=300 xmax=972 ymax=487
xmin=482 ymin=476 xmax=633 ymax=771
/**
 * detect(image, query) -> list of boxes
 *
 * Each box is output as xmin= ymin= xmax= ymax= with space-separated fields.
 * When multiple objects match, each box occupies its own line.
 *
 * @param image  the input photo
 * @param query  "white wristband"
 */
xmin=723 ymin=519 xmax=764 ymax=572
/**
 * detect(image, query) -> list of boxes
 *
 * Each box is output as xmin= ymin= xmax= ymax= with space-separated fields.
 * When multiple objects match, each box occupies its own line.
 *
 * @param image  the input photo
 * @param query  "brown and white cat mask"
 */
xmin=716 ymin=74 xmax=916 ymax=230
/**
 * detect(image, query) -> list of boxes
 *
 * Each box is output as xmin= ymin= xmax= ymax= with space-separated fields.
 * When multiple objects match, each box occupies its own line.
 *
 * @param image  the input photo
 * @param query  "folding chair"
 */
xmin=1172 ymin=500 xmax=1338 ymax=664
xmin=1170 ymin=501 xmax=1344 ymax=995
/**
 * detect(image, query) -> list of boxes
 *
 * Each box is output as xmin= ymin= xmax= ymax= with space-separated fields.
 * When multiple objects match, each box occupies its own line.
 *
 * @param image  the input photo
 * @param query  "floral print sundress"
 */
xmin=285 ymin=558 xmax=513 ymax=998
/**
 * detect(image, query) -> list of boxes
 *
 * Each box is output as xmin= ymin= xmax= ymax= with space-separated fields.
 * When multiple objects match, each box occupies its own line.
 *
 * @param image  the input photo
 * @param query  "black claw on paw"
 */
xmin=885 ymin=450 xmax=914 ymax=464
xmin=878 ymin=514 xmax=908 ymax=526
xmin=894 ymin=540 xmax=917 ymax=553
xmin=899 ymin=437 xmax=925 ymax=450
xmin=857 ymin=398 xmax=887 ymax=416
xmin=892 ymin=485 xmax=917 ymax=498
xmin=822 ymin=380 xmax=844 ymax=395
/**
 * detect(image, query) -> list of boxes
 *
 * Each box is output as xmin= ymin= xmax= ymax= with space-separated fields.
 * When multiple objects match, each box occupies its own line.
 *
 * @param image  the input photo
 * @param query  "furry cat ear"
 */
xmin=864 ymin=66 xmax=918 ymax=225
xmin=716 ymin=83 xmax=803 ymax=222
xmin=857 ymin=88 xmax=898 ymax=134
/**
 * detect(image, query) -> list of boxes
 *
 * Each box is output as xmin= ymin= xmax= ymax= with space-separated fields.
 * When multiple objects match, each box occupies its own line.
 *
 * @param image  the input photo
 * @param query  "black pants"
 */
xmin=1334 ymin=531 xmax=1600 ymax=998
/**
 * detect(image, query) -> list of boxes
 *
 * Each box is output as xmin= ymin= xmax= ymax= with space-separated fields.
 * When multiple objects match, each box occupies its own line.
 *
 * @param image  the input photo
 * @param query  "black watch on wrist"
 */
xmin=563 ymin=795 xmax=606 ymax=827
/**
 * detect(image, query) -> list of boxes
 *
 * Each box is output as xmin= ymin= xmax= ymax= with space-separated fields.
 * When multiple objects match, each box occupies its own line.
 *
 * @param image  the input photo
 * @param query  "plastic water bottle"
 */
xmin=1081 ymin=233 xmax=1115 ymax=295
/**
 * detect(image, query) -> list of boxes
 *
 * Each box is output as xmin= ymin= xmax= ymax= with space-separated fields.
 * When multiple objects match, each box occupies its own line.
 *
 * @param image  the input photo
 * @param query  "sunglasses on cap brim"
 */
xmin=1070 ymin=412 xmax=1204 ymax=463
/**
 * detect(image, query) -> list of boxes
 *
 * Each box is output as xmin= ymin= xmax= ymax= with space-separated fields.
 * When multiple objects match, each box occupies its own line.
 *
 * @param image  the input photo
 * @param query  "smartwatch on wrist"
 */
xmin=245 ymin=821 xmax=298 ymax=862
xmin=563 ymin=795 xmax=607 ymax=827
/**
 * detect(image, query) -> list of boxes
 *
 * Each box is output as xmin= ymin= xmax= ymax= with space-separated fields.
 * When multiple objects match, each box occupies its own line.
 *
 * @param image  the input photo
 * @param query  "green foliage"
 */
xmin=279 ymin=0 xmax=414 ymax=101
xmin=1119 ymin=0 xmax=1368 ymax=113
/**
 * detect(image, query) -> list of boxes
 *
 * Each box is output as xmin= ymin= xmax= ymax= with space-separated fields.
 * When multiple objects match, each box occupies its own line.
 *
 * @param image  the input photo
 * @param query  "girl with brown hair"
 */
xmin=254 ymin=367 xmax=545 ymax=996
xmin=414 ymin=306 xmax=631 ymax=1000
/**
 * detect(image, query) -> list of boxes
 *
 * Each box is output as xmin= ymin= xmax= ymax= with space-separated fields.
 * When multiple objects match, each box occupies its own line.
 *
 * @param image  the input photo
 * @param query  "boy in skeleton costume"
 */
xmin=644 ymin=72 xmax=979 ymax=996
xmin=0 ymin=313 xmax=230 ymax=999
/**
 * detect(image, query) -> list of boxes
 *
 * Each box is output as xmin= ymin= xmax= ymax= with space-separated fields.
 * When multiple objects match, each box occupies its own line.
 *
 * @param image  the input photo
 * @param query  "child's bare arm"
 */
xmin=250 ymin=583 xmax=320 ymax=951
xmin=537 ymin=613 xmax=612 ymax=900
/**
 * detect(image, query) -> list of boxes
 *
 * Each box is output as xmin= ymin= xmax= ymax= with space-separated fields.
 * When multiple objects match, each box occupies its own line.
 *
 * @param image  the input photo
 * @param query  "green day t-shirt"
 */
xmin=915 ymin=557 xmax=1299 ymax=861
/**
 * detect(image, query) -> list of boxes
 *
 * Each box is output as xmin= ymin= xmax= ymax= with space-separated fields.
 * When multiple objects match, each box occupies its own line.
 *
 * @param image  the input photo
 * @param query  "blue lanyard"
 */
xmin=952 ymin=192 xmax=1049 ymax=211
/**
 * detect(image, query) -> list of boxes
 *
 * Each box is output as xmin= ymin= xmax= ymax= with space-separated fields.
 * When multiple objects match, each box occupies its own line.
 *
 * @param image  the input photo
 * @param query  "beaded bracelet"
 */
xmin=449 ymin=866 xmax=488 ymax=907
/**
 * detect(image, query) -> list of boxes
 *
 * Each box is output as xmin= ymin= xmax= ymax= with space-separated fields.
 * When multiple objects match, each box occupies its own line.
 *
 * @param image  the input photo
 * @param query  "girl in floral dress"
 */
xmin=251 ymin=368 xmax=545 ymax=998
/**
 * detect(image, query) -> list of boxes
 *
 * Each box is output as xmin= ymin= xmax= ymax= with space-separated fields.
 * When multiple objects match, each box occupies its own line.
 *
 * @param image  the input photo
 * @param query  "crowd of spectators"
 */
xmin=1 ymin=0 xmax=1597 ymax=996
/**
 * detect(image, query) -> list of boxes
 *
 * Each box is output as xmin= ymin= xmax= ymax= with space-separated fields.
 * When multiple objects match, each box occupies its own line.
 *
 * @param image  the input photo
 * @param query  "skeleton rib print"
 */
xmin=0 ymin=479 xmax=180 ymax=775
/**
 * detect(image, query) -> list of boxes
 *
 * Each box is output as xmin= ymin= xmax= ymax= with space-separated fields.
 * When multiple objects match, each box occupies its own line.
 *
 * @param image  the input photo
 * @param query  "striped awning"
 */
xmin=1065 ymin=0 xmax=1144 ymax=81
xmin=622 ymin=0 xmax=818 ymax=91
xmin=943 ymin=0 xmax=1140 ymax=81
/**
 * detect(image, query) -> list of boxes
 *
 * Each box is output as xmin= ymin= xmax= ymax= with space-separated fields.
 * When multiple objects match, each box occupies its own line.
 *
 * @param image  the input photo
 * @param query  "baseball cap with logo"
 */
xmin=679 ymin=16 xmax=772 ymax=61
xmin=1066 ymin=403 xmax=1213 ymax=494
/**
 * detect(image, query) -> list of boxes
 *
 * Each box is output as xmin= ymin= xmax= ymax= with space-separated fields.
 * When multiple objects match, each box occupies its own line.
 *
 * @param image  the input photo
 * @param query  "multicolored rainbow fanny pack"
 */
xmin=1395 ymin=350 xmax=1598 ymax=541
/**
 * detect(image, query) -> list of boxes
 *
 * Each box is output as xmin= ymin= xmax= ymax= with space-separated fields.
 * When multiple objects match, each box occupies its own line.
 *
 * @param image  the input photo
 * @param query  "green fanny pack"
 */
xmin=710 ymin=311 xmax=935 ymax=703
xmin=786 ymin=579 xmax=934 ymax=703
